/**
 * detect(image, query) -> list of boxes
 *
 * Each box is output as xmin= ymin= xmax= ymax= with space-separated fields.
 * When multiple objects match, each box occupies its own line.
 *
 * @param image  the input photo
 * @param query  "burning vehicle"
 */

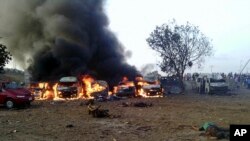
xmin=89 ymin=80 xmax=109 ymax=99
xmin=57 ymin=76 xmax=82 ymax=98
xmin=81 ymin=75 xmax=109 ymax=99
xmin=115 ymin=81 xmax=136 ymax=98
xmin=29 ymin=82 xmax=47 ymax=99
xmin=0 ymin=81 xmax=34 ymax=109
xmin=28 ymin=75 xmax=165 ymax=100
xmin=28 ymin=82 xmax=57 ymax=100
xmin=135 ymin=77 xmax=163 ymax=97
xmin=140 ymin=84 xmax=163 ymax=97
xmin=28 ymin=75 xmax=109 ymax=100
xmin=113 ymin=76 xmax=163 ymax=98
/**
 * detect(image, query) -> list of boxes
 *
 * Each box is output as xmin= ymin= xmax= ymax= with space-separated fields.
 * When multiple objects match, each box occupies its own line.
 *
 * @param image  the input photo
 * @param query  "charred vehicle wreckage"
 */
xmin=115 ymin=81 xmax=136 ymax=98
xmin=57 ymin=76 xmax=82 ymax=98
xmin=140 ymin=84 xmax=163 ymax=97
xmin=28 ymin=75 xmax=109 ymax=100
xmin=114 ymin=76 xmax=163 ymax=98
xmin=28 ymin=75 xmax=166 ymax=100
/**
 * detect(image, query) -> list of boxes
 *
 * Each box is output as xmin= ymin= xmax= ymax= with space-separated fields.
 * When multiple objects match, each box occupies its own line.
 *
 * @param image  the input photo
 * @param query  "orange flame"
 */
xmin=136 ymin=77 xmax=162 ymax=98
xmin=53 ymin=83 xmax=58 ymax=99
xmin=81 ymin=75 xmax=106 ymax=98
xmin=82 ymin=75 xmax=94 ymax=98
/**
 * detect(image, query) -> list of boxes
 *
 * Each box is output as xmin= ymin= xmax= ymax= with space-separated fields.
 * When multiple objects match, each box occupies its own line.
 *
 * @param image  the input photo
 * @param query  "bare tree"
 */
xmin=0 ymin=44 xmax=12 ymax=72
xmin=146 ymin=20 xmax=213 ymax=86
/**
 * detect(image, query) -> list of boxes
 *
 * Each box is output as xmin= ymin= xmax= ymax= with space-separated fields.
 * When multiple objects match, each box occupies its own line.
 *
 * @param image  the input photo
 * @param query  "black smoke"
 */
xmin=0 ymin=0 xmax=138 ymax=86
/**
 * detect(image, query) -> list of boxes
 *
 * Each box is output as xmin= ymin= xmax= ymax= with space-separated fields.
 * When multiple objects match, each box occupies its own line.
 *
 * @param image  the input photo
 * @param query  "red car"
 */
xmin=0 ymin=82 xmax=34 ymax=109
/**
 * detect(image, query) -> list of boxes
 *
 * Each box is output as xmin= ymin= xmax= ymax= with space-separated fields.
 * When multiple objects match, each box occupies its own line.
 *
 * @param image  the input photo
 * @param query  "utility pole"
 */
xmin=240 ymin=59 xmax=250 ymax=75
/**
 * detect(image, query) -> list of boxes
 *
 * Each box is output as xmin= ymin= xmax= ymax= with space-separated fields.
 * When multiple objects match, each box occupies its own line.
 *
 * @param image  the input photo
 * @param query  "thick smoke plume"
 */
xmin=0 ymin=0 xmax=138 ymax=85
xmin=141 ymin=64 xmax=155 ymax=76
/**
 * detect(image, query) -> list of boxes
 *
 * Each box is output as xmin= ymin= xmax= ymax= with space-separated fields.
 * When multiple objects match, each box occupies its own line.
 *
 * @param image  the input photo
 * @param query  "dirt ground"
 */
xmin=1 ymin=86 xmax=250 ymax=141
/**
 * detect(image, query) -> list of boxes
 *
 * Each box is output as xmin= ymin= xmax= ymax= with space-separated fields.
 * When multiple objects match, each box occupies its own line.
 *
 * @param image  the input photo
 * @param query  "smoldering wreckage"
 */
xmin=0 ymin=0 xmax=239 ymax=140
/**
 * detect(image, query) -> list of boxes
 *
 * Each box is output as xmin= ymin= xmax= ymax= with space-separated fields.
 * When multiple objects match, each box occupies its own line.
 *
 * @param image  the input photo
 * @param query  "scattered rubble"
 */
xmin=87 ymin=105 xmax=110 ymax=118
xmin=121 ymin=102 xmax=153 ymax=107
xmin=66 ymin=124 xmax=74 ymax=128
xmin=136 ymin=126 xmax=152 ymax=132
xmin=85 ymin=99 xmax=95 ymax=106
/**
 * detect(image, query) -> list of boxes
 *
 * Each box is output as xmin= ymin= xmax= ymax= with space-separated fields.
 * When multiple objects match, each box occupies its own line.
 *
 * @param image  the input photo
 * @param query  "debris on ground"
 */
xmin=85 ymin=99 xmax=95 ymax=105
xmin=133 ymin=102 xmax=153 ymax=107
xmin=121 ymin=102 xmax=130 ymax=107
xmin=66 ymin=124 xmax=74 ymax=128
xmin=136 ymin=126 xmax=152 ymax=131
xmin=87 ymin=103 xmax=121 ymax=118
xmin=87 ymin=104 xmax=110 ymax=118
xmin=107 ymin=95 xmax=122 ymax=101
xmin=79 ymin=102 xmax=84 ymax=106
xmin=121 ymin=101 xmax=153 ymax=107
xmin=7 ymin=130 xmax=18 ymax=134
xmin=96 ymin=96 xmax=107 ymax=102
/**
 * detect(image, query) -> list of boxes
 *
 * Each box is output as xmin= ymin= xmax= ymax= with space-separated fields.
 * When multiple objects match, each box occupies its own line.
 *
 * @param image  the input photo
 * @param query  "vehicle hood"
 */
xmin=142 ymin=84 xmax=161 ymax=89
xmin=57 ymin=86 xmax=76 ymax=91
xmin=210 ymin=82 xmax=228 ymax=87
xmin=5 ymin=88 xmax=31 ymax=95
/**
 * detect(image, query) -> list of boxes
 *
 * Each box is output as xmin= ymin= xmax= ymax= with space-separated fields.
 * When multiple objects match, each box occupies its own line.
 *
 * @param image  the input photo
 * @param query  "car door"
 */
xmin=0 ymin=88 xmax=7 ymax=104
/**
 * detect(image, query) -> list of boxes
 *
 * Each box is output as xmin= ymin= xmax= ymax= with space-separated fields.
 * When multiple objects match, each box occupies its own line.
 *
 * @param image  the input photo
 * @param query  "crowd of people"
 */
xmin=184 ymin=72 xmax=250 ymax=89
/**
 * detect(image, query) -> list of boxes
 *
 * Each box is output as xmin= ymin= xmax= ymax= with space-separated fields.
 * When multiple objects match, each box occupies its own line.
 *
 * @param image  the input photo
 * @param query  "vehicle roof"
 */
xmin=95 ymin=80 xmax=108 ymax=87
xmin=142 ymin=84 xmax=161 ymax=89
xmin=59 ymin=76 xmax=77 ymax=82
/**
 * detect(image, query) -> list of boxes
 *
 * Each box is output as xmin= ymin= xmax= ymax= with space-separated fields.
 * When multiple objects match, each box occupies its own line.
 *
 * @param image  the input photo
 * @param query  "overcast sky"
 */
xmin=105 ymin=0 xmax=250 ymax=74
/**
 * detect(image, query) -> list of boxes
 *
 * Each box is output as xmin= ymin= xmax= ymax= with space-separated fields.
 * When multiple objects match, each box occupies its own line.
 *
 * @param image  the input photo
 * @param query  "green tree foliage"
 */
xmin=147 ymin=20 xmax=213 ymax=81
xmin=0 ymin=44 xmax=12 ymax=72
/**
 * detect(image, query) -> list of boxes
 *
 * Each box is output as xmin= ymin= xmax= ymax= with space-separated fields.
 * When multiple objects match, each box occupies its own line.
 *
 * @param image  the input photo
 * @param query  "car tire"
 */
xmin=26 ymin=102 xmax=31 ymax=107
xmin=5 ymin=99 xmax=15 ymax=109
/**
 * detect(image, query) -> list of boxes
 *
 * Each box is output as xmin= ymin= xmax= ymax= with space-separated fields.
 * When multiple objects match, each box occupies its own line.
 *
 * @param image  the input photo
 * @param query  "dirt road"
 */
xmin=1 ymin=89 xmax=250 ymax=141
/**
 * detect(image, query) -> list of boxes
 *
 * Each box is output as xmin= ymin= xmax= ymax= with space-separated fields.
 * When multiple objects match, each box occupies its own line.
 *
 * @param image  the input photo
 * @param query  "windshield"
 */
xmin=210 ymin=79 xmax=226 ymax=83
xmin=58 ymin=82 xmax=77 ymax=87
xmin=4 ymin=82 xmax=22 ymax=89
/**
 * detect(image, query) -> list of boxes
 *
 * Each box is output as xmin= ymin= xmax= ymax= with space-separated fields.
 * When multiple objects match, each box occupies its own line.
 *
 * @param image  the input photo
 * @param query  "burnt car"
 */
xmin=28 ymin=82 xmax=46 ymax=99
xmin=0 ymin=81 xmax=34 ymax=109
xmin=57 ymin=76 xmax=82 ymax=98
xmin=141 ymin=84 xmax=163 ymax=96
xmin=115 ymin=81 xmax=136 ymax=97
xmin=90 ymin=80 xmax=109 ymax=99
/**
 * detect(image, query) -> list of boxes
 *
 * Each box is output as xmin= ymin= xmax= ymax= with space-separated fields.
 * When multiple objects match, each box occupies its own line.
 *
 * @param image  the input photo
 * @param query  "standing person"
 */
xmin=247 ymin=77 xmax=250 ymax=89
xmin=0 ymin=82 xmax=2 ymax=92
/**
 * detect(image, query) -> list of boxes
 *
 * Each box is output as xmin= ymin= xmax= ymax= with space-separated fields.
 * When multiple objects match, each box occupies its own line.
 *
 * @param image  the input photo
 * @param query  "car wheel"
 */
xmin=26 ymin=102 xmax=31 ymax=107
xmin=5 ymin=99 xmax=15 ymax=109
